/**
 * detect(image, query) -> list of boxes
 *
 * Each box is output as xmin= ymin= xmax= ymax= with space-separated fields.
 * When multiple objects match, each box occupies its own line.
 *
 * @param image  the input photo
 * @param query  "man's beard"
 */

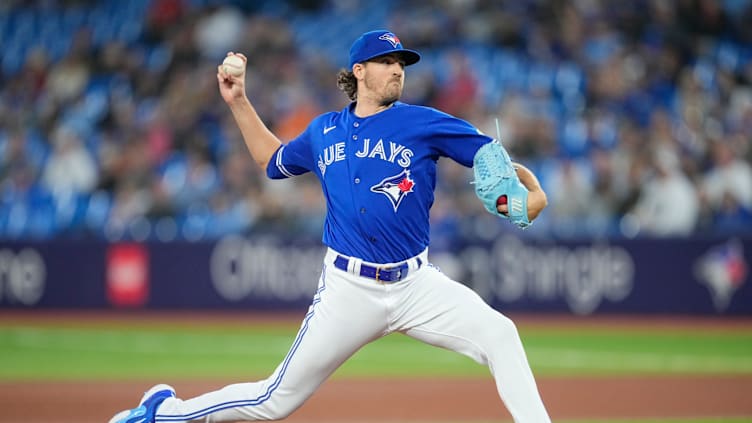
xmin=379 ymin=93 xmax=399 ymax=107
xmin=365 ymin=76 xmax=402 ymax=107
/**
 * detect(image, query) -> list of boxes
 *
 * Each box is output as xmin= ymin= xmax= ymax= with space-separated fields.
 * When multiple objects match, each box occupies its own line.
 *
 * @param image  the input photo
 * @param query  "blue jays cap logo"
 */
xmin=370 ymin=168 xmax=415 ymax=212
xmin=378 ymin=33 xmax=401 ymax=48
xmin=349 ymin=30 xmax=421 ymax=68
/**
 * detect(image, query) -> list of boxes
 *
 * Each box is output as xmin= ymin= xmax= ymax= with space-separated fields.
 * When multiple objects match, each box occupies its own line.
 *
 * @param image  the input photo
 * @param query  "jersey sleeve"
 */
xmin=428 ymin=111 xmax=494 ymax=167
xmin=266 ymin=126 xmax=316 ymax=179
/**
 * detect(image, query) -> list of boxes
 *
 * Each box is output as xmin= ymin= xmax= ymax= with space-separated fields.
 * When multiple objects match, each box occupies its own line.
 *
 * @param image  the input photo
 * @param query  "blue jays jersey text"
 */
xmin=267 ymin=102 xmax=492 ymax=263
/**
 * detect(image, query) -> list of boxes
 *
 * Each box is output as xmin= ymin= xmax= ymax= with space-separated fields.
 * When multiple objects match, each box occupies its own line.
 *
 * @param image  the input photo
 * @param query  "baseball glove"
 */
xmin=472 ymin=141 xmax=531 ymax=228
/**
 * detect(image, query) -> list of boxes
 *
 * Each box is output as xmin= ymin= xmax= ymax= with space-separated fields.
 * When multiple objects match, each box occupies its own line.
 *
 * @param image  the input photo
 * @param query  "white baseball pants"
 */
xmin=154 ymin=248 xmax=550 ymax=422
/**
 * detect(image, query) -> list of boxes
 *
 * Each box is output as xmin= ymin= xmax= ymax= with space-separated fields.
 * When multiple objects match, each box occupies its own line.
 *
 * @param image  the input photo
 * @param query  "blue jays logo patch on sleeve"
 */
xmin=370 ymin=168 xmax=415 ymax=212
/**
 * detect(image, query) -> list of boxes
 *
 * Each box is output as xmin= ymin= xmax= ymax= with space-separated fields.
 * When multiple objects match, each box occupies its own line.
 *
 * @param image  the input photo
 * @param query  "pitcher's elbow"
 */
xmin=527 ymin=189 xmax=548 ymax=221
xmin=540 ymin=190 xmax=549 ymax=209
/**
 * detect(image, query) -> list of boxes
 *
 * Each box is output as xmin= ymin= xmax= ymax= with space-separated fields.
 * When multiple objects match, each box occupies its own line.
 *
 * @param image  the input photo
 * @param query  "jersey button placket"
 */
xmin=351 ymin=123 xmax=368 ymax=223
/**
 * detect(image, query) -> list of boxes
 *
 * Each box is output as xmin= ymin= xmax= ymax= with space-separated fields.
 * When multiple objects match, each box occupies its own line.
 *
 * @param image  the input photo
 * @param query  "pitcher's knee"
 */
xmin=499 ymin=314 xmax=519 ymax=334
xmin=486 ymin=314 xmax=521 ymax=344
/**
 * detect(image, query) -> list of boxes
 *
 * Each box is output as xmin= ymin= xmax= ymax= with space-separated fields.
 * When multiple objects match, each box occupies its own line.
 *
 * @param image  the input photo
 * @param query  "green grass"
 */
xmin=523 ymin=328 xmax=752 ymax=375
xmin=0 ymin=320 xmax=750 ymax=380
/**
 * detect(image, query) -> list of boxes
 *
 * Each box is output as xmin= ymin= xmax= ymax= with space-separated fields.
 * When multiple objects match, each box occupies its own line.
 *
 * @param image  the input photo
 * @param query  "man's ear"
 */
xmin=353 ymin=63 xmax=365 ymax=80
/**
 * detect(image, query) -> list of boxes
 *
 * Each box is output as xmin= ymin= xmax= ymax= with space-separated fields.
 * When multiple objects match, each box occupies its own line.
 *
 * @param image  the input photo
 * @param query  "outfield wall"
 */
xmin=0 ymin=236 xmax=749 ymax=315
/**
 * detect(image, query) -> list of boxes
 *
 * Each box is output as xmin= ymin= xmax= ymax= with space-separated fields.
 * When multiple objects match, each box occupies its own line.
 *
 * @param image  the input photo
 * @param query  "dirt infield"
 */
xmin=1 ymin=312 xmax=751 ymax=422
xmin=2 ymin=375 xmax=751 ymax=422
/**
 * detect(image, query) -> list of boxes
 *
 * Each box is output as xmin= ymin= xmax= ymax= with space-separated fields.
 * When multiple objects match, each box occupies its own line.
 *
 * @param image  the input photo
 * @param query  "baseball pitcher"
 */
xmin=110 ymin=29 xmax=550 ymax=423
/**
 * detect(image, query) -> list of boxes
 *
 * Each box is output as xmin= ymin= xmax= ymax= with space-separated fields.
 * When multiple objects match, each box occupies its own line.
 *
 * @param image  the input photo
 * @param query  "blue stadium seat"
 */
xmin=85 ymin=190 xmax=112 ymax=231
xmin=26 ymin=191 xmax=57 ymax=239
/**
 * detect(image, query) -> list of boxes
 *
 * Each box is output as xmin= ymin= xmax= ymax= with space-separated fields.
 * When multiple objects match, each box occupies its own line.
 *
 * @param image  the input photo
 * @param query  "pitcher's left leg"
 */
xmin=152 ymin=265 xmax=389 ymax=422
xmin=392 ymin=265 xmax=551 ymax=423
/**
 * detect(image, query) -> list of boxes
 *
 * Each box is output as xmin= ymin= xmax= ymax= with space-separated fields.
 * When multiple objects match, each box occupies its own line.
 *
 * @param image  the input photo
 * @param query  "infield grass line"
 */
xmin=4 ymin=327 xmax=752 ymax=373
xmin=1 ymin=324 xmax=751 ymax=380
xmin=527 ymin=347 xmax=752 ymax=374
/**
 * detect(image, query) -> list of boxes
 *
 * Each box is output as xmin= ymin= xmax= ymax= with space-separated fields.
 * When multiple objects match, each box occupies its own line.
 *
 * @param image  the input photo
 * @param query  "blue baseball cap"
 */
xmin=349 ymin=30 xmax=421 ymax=69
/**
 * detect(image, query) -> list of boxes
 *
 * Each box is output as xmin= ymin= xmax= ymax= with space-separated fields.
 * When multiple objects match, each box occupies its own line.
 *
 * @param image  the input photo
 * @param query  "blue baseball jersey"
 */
xmin=267 ymin=101 xmax=493 ymax=263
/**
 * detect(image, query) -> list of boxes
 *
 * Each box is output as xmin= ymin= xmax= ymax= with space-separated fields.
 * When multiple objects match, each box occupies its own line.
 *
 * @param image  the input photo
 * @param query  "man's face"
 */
xmin=361 ymin=54 xmax=406 ymax=106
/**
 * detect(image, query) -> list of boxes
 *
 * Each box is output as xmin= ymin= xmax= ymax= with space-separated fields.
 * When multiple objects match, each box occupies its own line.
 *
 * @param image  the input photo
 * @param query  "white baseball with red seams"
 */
xmin=222 ymin=55 xmax=244 ymax=77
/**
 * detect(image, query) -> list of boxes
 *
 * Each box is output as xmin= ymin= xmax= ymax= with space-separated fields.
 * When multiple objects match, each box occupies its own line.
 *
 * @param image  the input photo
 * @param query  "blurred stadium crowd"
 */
xmin=1 ymin=0 xmax=751 ymax=245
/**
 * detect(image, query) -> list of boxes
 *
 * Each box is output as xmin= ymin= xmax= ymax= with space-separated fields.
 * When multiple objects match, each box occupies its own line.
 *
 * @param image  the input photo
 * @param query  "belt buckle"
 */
xmin=375 ymin=267 xmax=382 ymax=283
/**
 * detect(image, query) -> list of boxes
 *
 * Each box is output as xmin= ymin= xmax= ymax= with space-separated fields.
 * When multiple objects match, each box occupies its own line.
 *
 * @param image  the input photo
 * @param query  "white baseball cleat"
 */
xmin=109 ymin=384 xmax=176 ymax=423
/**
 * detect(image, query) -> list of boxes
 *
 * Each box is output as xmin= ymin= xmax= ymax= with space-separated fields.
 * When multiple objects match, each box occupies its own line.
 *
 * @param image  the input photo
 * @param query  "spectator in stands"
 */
xmin=106 ymin=178 xmax=152 ymax=239
xmin=629 ymin=146 xmax=699 ymax=237
xmin=1 ymin=0 xmax=752 ymax=241
xmin=701 ymin=140 xmax=752 ymax=213
xmin=712 ymin=191 xmax=752 ymax=235
xmin=546 ymin=157 xmax=595 ymax=237
xmin=434 ymin=50 xmax=478 ymax=120
xmin=41 ymin=126 xmax=98 ymax=196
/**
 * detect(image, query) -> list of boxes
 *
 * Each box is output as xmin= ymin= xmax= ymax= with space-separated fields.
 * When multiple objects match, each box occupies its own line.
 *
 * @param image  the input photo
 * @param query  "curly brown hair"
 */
xmin=336 ymin=69 xmax=358 ymax=101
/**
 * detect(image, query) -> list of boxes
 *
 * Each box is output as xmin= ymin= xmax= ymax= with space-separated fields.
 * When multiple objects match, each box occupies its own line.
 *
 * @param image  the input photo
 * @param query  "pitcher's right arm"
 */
xmin=217 ymin=52 xmax=281 ymax=171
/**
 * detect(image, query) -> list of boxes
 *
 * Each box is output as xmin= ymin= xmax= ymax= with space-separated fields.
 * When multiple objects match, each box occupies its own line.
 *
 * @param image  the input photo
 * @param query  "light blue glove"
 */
xmin=472 ymin=141 xmax=531 ymax=228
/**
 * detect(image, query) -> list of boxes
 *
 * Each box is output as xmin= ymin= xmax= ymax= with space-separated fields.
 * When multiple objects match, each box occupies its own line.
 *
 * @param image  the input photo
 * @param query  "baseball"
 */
xmin=222 ymin=55 xmax=245 ymax=77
